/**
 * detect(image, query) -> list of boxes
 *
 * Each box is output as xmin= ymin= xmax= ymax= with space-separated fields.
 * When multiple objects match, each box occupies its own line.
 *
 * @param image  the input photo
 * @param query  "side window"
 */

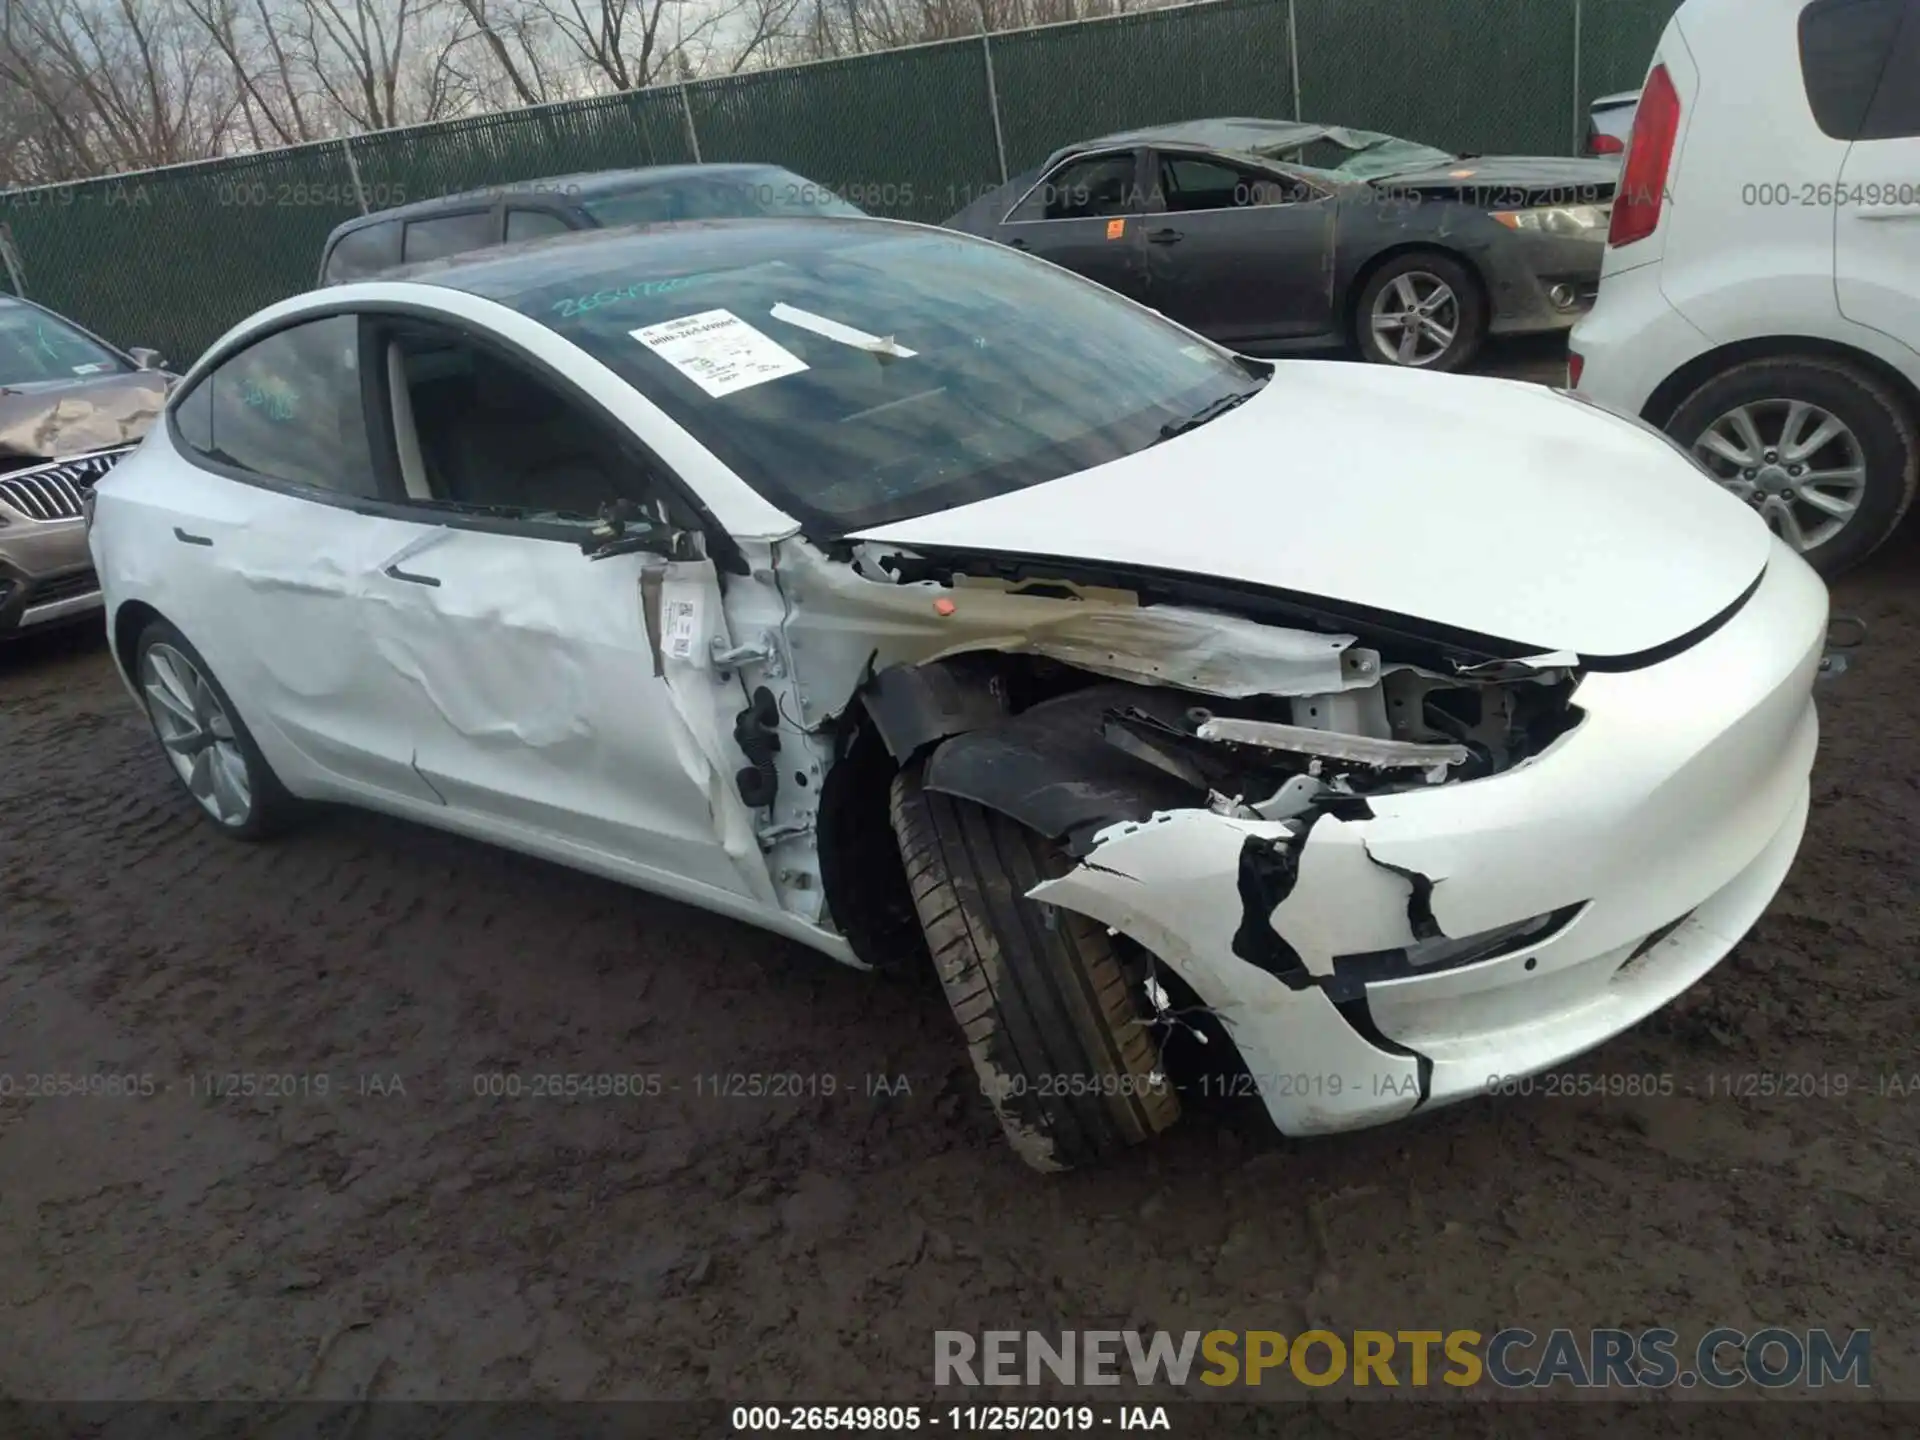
xmin=1157 ymin=156 xmax=1305 ymax=213
xmin=505 ymin=208 xmax=576 ymax=243
xmin=1009 ymin=154 xmax=1142 ymax=223
xmin=1859 ymin=2 xmax=1920 ymax=139
xmin=324 ymin=221 xmax=402 ymax=282
xmin=175 ymin=316 xmax=378 ymax=497
xmin=387 ymin=329 xmax=660 ymax=523
xmin=403 ymin=210 xmax=496 ymax=264
xmin=1799 ymin=0 xmax=1908 ymax=140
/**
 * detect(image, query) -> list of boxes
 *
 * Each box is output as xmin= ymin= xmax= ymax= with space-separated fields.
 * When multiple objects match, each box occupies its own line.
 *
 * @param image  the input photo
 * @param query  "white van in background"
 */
xmin=1570 ymin=0 xmax=1920 ymax=575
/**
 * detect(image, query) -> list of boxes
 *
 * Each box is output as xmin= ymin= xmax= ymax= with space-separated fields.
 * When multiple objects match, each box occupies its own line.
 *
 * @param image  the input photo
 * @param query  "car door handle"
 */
xmin=1146 ymin=228 xmax=1183 ymax=245
xmin=1856 ymin=204 xmax=1920 ymax=221
xmin=172 ymin=527 xmax=213 ymax=546
xmin=384 ymin=564 xmax=441 ymax=587
xmin=1006 ymin=236 xmax=1031 ymax=250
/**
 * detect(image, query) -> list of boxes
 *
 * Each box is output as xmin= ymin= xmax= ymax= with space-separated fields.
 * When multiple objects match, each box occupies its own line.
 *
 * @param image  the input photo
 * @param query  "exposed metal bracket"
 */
xmin=711 ymin=632 xmax=786 ymax=678
xmin=756 ymin=819 xmax=814 ymax=848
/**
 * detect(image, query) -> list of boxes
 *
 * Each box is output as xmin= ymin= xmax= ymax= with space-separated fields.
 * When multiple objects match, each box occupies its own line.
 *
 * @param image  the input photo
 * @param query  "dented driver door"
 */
xmin=357 ymin=519 xmax=776 ymax=906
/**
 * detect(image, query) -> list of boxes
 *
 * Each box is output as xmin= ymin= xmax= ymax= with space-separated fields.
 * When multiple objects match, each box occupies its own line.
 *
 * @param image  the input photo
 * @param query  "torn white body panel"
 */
xmin=775 ymin=538 xmax=1374 ymax=726
xmin=1031 ymin=811 xmax=1426 ymax=1133
xmin=1031 ymin=540 xmax=1825 ymax=1136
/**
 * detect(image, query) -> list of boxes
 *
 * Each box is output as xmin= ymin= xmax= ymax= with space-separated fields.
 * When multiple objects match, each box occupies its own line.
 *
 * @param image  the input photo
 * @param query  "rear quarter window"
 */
xmin=403 ymin=210 xmax=498 ymax=264
xmin=323 ymin=221 xmax=402 ymax=282
xmin=506 ymin=209 xmax=578 ymax=243
xmin=1799 ymin=0 xmax=1910 ymax=140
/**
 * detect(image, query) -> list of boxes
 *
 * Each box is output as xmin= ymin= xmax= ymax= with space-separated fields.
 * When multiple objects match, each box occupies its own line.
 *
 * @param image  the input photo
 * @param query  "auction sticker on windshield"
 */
xmin=631 ymin=309 xmax=808 ymax=398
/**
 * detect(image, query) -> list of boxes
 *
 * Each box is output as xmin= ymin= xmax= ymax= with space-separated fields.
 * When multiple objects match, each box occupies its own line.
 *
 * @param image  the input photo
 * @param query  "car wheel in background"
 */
xmin=134 ymin=617 xmax=298 ymax=838
xmin=889 ymin=764 xmax=1179 ymax=1172
xmin=1666 ymin=357 xmax=1918 ymax=577
xmin=1355 ymin=250 xmax=1486 ymax=372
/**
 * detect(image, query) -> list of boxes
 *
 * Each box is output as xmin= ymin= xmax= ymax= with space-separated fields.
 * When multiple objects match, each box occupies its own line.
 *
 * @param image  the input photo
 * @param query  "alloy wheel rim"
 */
xmin=140 ymin=642 xmax=252 ymax=827
xmin=1690 ymin=399 xmax=1868 ymax=553
xmin=1369 ymin=272 xmax=1459 ymax=366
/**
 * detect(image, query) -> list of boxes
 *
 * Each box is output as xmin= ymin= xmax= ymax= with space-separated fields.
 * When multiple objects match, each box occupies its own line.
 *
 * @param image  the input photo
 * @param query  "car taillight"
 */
xmin=1588 ymin=133 xmax=1625 ymax=156
xmin=1608 ymin=63 xmax=1680 ymax=248
xmin=1567 ymin=352 xmax=1585 ymax=389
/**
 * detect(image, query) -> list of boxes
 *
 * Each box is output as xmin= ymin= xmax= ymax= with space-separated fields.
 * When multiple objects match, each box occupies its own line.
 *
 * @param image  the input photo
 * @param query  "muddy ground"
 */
xmin=0 ymin=338 xmax=1914 ymax=1417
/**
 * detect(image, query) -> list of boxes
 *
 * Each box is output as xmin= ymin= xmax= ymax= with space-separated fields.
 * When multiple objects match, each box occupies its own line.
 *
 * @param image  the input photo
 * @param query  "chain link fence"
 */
xmin=0 ymin=0 xmax=1680 ymax=365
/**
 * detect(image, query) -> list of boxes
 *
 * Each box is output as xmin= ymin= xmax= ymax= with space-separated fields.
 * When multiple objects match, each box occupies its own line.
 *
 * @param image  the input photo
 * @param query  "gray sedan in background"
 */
xmin=945 ymin=118 xmax=1620 ymax=371
xmin=319 ymin=164 xmax=867 ymax=284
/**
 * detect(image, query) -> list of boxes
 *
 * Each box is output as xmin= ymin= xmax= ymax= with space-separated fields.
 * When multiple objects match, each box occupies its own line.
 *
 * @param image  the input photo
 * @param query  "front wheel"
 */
xmin=1664 ymin=356 xmax=1918 ymax=576
xmin=1355 ymin=251 xmax=1486 ymax=371
xmin=889 ymin=765 xmax=1179 ymax=1172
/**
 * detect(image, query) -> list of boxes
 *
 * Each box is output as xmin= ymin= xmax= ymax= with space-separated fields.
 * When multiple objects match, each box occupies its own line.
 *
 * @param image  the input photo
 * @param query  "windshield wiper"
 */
xmin=399 ymin=497 xmax=536 ymax=519
xmin=1157 ymin=385 xmax=1263 ymax=442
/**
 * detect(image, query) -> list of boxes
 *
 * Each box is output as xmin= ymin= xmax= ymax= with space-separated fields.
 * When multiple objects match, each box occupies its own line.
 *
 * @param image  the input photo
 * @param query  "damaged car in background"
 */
xmin=1 ymin=293 xmax=172 ymax=639
xmin=89 ymin=217 xmax=1837 ymax=1172
xmin=944 ymin=117 xmax=1619 ymax=372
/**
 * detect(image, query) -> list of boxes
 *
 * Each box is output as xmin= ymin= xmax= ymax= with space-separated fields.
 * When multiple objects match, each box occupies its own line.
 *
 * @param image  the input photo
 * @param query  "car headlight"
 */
xmin=1491 ymin=203 xmax=1610 ymax=236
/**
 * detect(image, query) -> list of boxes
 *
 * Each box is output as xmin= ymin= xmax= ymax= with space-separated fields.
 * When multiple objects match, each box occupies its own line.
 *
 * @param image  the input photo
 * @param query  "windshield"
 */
xmin=467 ymin=223 xmax=1263 ymax=532
xmin=0 ymin=303 xmax=129 ymax=386
xmin=581 ymin=168 xmax=866 ymax=228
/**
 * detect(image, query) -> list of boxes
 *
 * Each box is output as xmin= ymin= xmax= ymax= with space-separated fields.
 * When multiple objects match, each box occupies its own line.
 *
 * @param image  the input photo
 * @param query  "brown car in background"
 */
xmin=0 ymin=293 xmax=171 ymax=639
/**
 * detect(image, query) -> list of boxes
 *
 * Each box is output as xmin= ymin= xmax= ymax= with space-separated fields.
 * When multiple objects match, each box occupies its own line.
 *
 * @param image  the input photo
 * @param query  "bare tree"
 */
xmin=178 ymin=0 xmax=324 ymax=146
xmin=0 ymin=0 xmax=1181 ymax=192
xmin=0 ymin=0 xmax=242 ymax=181
xmin=524 ymin=0 xmax=730 ymax=91
xmin=448 ymin=0 xmax=553 ymax=104
xmin=280 ymin=0 xmax=458 ymax=130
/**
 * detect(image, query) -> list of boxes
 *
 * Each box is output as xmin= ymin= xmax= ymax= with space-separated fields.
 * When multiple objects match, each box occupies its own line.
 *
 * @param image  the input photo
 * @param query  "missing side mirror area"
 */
xmin=581 ymin=496 xmax=708 ymax=562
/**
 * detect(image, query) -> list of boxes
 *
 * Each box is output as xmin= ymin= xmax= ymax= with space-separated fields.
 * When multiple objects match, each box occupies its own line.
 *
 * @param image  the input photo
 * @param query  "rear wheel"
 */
xmin=1665 ymin=356 xmax=1918 ymax=576
xmin=889 ymin=764 xmax=1179 ymax=1172
xmin=134 ymin=618 xmax=298 ymax=839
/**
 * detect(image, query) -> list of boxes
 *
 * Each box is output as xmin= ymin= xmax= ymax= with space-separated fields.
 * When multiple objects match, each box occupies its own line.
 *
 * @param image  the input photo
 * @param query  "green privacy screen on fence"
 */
xmin=0 ymin=0 xmax=1681 ymax=366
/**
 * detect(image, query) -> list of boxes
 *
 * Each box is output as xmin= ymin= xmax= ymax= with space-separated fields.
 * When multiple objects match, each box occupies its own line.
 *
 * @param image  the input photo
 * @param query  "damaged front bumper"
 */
xmin=1028 ymin=540 xmax=1826 ymax=1136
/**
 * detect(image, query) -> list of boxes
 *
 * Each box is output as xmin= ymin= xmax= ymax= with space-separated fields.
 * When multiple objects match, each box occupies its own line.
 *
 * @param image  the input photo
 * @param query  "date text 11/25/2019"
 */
xmin=729 ymin=1405 xmax=1171 ymax=1432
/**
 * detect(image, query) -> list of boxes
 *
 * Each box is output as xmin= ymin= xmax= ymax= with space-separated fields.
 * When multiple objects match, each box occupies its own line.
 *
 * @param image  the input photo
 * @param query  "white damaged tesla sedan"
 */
xmin=88 ymin=216 xmax=1830 ymax=1172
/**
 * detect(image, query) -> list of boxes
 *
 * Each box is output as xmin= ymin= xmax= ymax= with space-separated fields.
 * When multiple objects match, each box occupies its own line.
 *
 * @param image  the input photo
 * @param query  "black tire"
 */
xmin=1663 ymin=356 xmax=1918 ymax=577
xmin=132 ymin=617 xmax=299 ymax=840
xmin=1353 ymin=250 xmax=1487 ymax=372
xmin=889 ymin=764 xmax=1179 ymax=1172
